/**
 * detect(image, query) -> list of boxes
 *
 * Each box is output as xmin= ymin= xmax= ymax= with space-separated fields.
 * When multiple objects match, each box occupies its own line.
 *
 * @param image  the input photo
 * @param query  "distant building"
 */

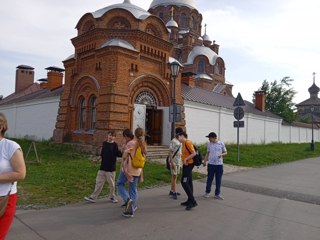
xmin=296 ymin=74 xmax=320 ymax=123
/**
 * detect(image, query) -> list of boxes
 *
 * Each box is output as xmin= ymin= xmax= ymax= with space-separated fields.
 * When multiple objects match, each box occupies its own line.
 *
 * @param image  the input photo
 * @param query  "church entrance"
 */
xmin=133 ymin=91 xmax=163 ymax=145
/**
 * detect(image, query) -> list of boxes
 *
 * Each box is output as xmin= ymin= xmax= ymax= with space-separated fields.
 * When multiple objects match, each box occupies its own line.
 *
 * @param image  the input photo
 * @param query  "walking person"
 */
xmin=203 ymin=132 xmax=227 ymax=200
xmin=177 ymin=132 xmax=197 ymax=210
xmin=168 ymin=128 xmax=183 ymax=200
xmin=84 ymin=130 xmax=121 ymax=203
xmin=0 ymin=113 xmax=26 ymax=240
xmin=117 ymin=128 xmax=146 ymax=217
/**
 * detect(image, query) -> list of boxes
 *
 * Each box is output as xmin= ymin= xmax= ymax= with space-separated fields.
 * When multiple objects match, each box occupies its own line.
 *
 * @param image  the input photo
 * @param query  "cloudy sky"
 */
xmin=1 ymin=0 xmax=319 ymax=104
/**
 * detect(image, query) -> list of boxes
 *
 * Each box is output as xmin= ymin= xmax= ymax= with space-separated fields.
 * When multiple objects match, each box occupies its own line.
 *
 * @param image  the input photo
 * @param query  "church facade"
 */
xmin=53 ymin=0 xmax=231 ymax=146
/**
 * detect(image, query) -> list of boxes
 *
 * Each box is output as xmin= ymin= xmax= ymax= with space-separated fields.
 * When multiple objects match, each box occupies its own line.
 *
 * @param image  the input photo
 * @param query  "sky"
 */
xmin=1 ymin=0 xmax=320 ymax=104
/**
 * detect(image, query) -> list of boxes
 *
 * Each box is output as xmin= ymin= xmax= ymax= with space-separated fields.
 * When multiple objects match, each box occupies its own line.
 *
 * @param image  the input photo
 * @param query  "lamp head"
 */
xmin=170 ymin=61 xmax=180 ymax=78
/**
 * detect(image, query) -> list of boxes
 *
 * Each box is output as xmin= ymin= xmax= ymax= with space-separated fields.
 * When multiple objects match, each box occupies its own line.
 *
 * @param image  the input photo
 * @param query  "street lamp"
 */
xmin=311 ymin=105 xmax=315 ymax=151
xmin=169 ymin=60 xmax=181 ymax=139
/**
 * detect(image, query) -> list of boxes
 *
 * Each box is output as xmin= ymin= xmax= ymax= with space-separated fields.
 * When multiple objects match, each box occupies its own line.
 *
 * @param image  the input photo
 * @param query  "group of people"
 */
xmin=168 ymin=128 xmax=227 ymax=210
xmin=84 ymin=126 xmax=227 ymax=215
xmin=84 ymin=127 xmax=147 ymax=218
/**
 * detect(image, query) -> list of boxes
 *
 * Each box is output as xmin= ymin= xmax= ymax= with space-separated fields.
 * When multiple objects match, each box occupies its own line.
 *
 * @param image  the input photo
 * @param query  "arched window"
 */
xmin=79 ymin=97 xmax=86 ymax=130
xmin=197 ymin=60 xmax=205 ymax=74
xmin=159 ymin=12 xmax=164 ymax=20
xmin=180 ymin=13 xmax=187 ymax=29
xmin=190 ymin=16 xmax=196 ymax=30
xmin=89 ymin=96 xmax=97 ymax=130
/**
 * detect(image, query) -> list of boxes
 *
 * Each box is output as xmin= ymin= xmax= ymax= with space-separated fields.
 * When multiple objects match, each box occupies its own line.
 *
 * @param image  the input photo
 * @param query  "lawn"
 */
xmin=15 ymin=139 xmax=204 ymax=208
xmin=198 ymin=142 xmax=320 ymax=167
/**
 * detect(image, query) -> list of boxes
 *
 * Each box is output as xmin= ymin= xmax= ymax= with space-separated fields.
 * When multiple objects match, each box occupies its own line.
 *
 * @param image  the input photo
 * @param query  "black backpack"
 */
xmin=185 ymin=143 xmax=203 ymax=167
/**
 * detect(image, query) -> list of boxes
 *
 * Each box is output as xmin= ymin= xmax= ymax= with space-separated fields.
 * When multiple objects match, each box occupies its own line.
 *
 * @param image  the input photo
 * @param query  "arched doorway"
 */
xmin=133 ymin=90 xmax=163 ymax=145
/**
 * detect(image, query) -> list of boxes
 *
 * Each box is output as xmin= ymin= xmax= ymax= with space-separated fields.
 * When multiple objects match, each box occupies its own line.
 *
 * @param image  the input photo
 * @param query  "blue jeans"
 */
xmin=206 ymin=164 xmax=223 ymax=196
xmin=116 ymin=171 xmax=139 ymax=209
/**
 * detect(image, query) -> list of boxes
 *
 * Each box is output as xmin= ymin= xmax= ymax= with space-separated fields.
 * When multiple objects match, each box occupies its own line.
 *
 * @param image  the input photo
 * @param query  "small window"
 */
xmin=79 ymin=97 xmax=86 ymax=130
xmin=159 ymin=12 xmax=164 ymax=20
xmin=197 ymin=60 xmax=205 ymax=74
xmin=89 ymin=96 xmax=97 ymax=130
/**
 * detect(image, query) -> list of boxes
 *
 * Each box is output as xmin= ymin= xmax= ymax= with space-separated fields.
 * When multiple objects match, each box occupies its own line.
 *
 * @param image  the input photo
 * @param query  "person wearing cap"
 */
xmin=203 ymin=132 xmax=227 ymax=200
xmin=168 ymin=127 xmax=183 ymax=200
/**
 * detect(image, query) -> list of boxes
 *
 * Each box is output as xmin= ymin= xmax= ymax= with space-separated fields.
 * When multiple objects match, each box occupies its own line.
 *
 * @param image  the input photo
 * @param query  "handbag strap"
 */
xmin=172 ymin=145 xmax=181 ymax=159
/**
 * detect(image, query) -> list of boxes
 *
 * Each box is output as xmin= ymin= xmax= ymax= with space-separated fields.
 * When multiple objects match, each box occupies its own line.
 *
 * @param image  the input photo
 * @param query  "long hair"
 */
xmin=134 ymin=127 xmax=147 ymax=155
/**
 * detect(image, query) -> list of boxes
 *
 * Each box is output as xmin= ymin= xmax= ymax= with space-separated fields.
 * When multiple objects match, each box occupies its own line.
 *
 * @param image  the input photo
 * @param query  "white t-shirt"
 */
xmin=169 ymin=138 xmax=182 ymax=165
xmin=207 ymin=141 xmax=227 ymax=165
xmin=0 ymin=138 xmax=21 ymax=196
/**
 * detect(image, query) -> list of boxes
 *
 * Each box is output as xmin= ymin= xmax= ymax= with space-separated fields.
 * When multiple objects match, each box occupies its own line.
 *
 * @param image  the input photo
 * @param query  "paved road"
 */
xmin=8 ymin=158 xmax=320 ymax=240
xmin=222 ymin=157 xmax=320 ymax=205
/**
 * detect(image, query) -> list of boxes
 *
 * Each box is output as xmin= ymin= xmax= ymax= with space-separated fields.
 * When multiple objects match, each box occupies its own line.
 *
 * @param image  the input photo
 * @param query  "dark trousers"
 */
xmin=206 ymin=164 xmax=223 ymax=196
xmin=181 ymin=164 xmax=195 ymax=203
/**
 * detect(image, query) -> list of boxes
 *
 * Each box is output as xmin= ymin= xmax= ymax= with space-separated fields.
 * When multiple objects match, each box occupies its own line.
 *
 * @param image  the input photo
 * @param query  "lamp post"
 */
xmin=170 ymin=61 xmax=181 ymax=139
xmin=311 ymin=105 xmax=315 ymax=151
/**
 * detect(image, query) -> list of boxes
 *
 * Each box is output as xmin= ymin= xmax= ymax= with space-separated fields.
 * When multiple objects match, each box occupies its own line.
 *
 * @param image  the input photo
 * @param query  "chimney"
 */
xmin=15 ymin=65 xmax=35 ymax=93
xmin=45 ymin=66 xmax=65 ymax=90
xmin=182 ymin=72 xmax=196 ymax=87
xmin=255 ymin=91 xmax=266 ymax=112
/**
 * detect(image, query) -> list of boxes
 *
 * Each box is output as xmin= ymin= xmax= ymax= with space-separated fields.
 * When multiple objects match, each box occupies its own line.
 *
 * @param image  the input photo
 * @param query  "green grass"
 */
xmin=197 ymin=142 xmax=320 ymax=167
xmin=14 ymin=139 xmax=203 ymax=208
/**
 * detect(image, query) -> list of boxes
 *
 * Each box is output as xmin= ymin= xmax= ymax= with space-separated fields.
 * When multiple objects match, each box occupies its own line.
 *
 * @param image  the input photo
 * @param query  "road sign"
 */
xmin=169 ymin=105 xmax=182 ymax=122
xmin=233 ymin=93 xmax=246 ymax=107
xmin=234 ymin=107 xmax=244 ymax=120
xmin=234 ymin=121 xmax=245 ymax=128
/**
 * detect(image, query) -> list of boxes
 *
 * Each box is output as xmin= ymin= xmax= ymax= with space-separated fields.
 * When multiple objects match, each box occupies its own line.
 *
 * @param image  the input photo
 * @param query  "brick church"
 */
xmin=53 ymin=0 xmax=233 ymax=146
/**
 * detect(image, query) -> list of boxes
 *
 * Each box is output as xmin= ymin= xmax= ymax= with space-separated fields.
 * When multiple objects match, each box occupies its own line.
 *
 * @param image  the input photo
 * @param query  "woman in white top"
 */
xmin=0 ymin=113 xmax=26 ymax=239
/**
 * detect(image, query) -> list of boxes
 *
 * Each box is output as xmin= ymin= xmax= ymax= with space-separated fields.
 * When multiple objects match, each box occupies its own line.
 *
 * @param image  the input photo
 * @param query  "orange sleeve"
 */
xmin=186 ymin=140 xmax=195 ymax=153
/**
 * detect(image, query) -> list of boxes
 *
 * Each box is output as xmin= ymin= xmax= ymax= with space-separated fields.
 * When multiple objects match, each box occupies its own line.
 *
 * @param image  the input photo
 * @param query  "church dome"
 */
xmin=93 ymin=0 xmax=151 ymax=20
xmin=202 ymin=33 xmax=211 ymax=42
xmin=149 ymin=0 xmax=197 ymax=10
xmin=166 ymin=19 xmax=178 ymax=28
xmin=308 ymin=83 xmax=320 ymax=95
xmin=186 ymin=46 xmax=219 ymax=65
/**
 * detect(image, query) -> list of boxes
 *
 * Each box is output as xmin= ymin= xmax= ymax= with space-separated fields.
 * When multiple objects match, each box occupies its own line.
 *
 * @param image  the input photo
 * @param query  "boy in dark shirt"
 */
xmin=85 ymin=130 xmax=121 ymax=203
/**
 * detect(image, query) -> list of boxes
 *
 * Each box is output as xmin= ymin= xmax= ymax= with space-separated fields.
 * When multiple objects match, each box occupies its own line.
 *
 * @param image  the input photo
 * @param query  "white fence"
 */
xmin=0 ymin=97 xmax=60 ymax=140
xmin=184 ymin=101 xmax=320 ymax=145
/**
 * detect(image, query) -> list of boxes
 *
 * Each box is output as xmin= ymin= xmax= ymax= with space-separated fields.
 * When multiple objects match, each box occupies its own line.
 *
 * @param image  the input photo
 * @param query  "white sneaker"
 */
xmin=110 ymin=198 xmax=118 ymax=203
xmin=84 ymin=196 xmax=96 ymax=203
xmin=203 ymin=193 xmax=210 ymax=198
xmin=214 ymin=195 xmax=224 ymax=200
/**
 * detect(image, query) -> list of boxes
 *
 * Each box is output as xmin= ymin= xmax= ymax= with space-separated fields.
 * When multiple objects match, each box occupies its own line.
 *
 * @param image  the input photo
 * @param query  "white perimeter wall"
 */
xmin=0 ymin=97 xmax=60 ymax=140
xmin=185 ymin=101 xmax=320 ymax=145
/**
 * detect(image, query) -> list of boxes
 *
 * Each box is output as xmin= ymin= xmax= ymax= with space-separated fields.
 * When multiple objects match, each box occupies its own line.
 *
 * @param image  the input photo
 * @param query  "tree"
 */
xmin=253 ymin=77 xmax=297 ymax=122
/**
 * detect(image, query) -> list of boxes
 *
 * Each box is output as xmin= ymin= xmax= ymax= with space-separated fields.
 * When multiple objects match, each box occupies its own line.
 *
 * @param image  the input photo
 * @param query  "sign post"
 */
xmin=233 ymin=93 xmax=245 ymax=161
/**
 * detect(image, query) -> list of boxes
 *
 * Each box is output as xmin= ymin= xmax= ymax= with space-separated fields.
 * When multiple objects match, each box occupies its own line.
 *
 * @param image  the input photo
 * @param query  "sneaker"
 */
xmin=203 ymin=193 xmax=210 ymax=198
xmin=125 ymin=199 xmax=133 ymax=212
xmin=172 ymin=192 xmax=178 ymax=200
xmin=214 ymin=195 xmax=224 ymax=200
xmin=110 ymin=198 xmax=118 ymax=203
xmin=170 ymin=191 xmax=181 ymax=196
xmin=122 ymin=210 xmax=134 ymax=218
xmin=84 ymin=196 xmax=96 ymax=203
xmin=186 ymin=201 xmax=198 ymax=211
xmin=180 ymin=201 xmax=189 ymax=206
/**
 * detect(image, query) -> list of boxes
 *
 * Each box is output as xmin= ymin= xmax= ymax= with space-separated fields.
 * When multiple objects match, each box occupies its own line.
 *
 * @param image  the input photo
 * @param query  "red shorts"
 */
xmin=0 ymin=193 xmax=17 ymax=240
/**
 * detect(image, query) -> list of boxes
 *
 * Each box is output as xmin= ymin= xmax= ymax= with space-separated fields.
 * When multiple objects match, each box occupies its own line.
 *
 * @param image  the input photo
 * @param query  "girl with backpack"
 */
xmin=117 ymin=128 xmax=147 ymax=217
